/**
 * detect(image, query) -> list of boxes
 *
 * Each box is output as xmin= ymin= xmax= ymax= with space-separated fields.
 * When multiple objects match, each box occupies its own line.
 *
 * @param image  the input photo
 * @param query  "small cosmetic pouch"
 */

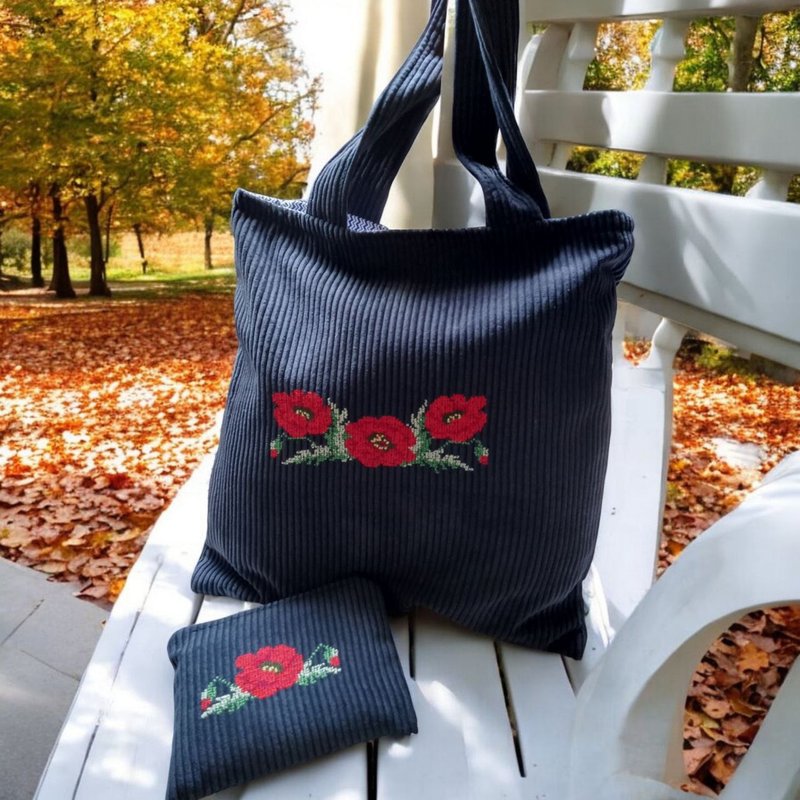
xmin=166 ymin=577 xmax=416 ymax=800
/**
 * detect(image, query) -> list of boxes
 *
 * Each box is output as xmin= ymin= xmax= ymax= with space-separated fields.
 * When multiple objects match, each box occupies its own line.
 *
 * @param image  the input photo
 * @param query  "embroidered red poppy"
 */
xmin=345 ymin=416 xmax=417 ymax=467
xmin=233 ymin=644 xmax=304 ymax=699
xmin=272 ymin=390 xmax=332 ymax=438
xmin=425 ymin=395 xmax=487 ymax=442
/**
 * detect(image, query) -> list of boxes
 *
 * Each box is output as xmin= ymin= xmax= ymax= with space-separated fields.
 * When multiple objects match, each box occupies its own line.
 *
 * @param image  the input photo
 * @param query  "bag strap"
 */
xmin=306 ymin=0 xmax=549 ymax=228
xmin=452 ymin=0 xmax=551 ymax=222
xmin=306 ymin=0 xmax=447 ymax=226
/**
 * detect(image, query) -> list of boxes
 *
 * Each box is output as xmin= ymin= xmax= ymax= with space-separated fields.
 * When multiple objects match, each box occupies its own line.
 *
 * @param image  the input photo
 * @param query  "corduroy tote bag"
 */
xmin=191 ymin=0 xmax=634 ymax=658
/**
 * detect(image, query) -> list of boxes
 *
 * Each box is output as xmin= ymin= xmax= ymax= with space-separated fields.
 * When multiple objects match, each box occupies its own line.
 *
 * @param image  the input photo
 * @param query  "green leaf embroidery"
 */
xmin=296 ymin=644 xmax=342 ymax=686
xmin=283 ymin=443 xmax=336 ymax=465
xmin=200 ymin=678 xmax=252 ymax=718
xmin=409 ymin=401 xmax=431 ymax=463
xmin=323 ymin=401 xmax=351 ymax=461
xmin=416 ymin=449 xmax=473 ymax=472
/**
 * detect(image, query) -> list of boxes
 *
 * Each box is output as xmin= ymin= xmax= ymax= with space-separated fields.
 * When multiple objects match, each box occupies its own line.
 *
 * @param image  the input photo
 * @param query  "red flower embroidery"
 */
xmin=272 ymin=390 xmax=332 ymax=438
xmin=345 ymin=416 xmax=417 ymax=468
xmin=425 ymin=395 xmax=487 ymax=442
xmin=479 ymin=455 xmax=489 ymax=466
xmin=234 ymin=644 xmax=304 ymax=699
xmin=200 ymin=698 xmax=212 ymax=712
xmin=330 ymin=655 xmax=340 ymax=667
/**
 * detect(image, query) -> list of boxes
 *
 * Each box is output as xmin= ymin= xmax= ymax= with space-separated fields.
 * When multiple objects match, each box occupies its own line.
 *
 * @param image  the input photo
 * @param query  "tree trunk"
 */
xmin=104 ymin=201 xmax=114 ymax=268
xmin=49 ymin=185 xmax=76 ymax=299
xmin=0 ymin=209 xmax=5 ymax=278
xmin=133 ymin=223 xmax=148 ymax=274
xmin=718 ymin=16 xmax=760 ymax=193
xmin=204 ymin=216 xmax=214 ymax=270
xmin=85 ymin=193 xmax=111 ymax=296
xmin=31 ymin=214 xmax=44 ymax=287
xmin=729 ymin=16 xmax=760 ymax=92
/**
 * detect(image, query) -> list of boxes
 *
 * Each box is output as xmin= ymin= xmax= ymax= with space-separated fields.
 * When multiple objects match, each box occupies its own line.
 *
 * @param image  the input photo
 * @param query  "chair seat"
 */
xmin=34 ymin=455 xmax=578 ymax=800
xmin=36 ymin=337 xmax=665 ymax=800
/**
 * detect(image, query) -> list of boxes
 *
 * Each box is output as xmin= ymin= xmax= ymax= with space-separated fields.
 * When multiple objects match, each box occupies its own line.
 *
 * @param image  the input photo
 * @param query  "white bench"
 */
xmin=36 ymin=1 xmax=800 ymax=798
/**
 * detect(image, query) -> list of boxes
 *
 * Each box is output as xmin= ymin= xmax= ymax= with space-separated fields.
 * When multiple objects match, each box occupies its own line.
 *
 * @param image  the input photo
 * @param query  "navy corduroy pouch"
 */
xmin=166 ymin=578 xmax=416 ymax=800
xmin=192 ymin=0 xmax=634 ymax=658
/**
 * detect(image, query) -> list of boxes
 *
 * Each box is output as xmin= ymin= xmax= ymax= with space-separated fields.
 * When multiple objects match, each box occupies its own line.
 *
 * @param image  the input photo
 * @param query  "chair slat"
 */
xmin=195 ymin=595 xmax=257 ymax=624
xmin=498 ymin=644 xmax=575 ymax=796
xmin=522 ymin=90 xmax=800 ymax=172
xmin=34 ymin=457 xmax=214 ymax=800
xmin=409 ymin=612 xmax=526 ymax=800
xmin=592 ymin=347 xmax=677 ymax=627
xmin=539 ymin=169 xmax=800 ymax=366
xmin=74 ymin=556 xmax=202 ymax=800
xmin=377 ymin=618 xmax=476 ymax=799
xmin=525 ymin=0 xmax=800 ymax=23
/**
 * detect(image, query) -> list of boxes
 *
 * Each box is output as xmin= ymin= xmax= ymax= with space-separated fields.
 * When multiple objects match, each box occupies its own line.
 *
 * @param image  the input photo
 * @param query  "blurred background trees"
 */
xmin=1 ymin=6 xmax=798 ymax=296
xmin=0 ymin=0 xmax=316 ymax=295
xmin=569 ymin=12 xmax=800 ymax=200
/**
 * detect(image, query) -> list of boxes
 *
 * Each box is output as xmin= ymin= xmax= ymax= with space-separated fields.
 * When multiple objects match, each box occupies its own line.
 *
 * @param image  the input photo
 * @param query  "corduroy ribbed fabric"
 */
xmin=191 ymin=0 xmax=634 ymax=659
xmin=166 ymin=578 xmax=416 ymax=800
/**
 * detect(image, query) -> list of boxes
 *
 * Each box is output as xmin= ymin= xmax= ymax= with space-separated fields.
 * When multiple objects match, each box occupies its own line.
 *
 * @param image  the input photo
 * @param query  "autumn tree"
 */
xmin=167 ymin=0 xmax=317 ymax=269
xmin=672 ymin=12 xmax=800 ymax=196
xmin=0 ymin=8 xmax=74 ymax=295
xmin=584 ymin=20 xmax=662 ymax=90
xmin=0 ymin=0 xmax=315 ymax=288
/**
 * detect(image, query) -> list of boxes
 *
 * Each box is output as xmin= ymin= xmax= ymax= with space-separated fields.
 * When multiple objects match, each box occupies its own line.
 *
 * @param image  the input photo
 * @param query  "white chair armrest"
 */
xmin=569 ymin=451 xmax=800 ymax=800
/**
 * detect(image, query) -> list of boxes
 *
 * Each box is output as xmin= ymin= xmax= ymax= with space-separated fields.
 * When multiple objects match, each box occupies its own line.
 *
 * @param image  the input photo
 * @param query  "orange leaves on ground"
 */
xmin=662 ymin=346 xmax=800 ymax=573
xmin=683 ymin=607 xmax=800 ymax=795
xmin=0 ymin=293 xmax=237 ymax=602
xmin=2 ymin=311 xmax=799 ymax=793
xmin=624 ymin=337 xmax=800 ymax=795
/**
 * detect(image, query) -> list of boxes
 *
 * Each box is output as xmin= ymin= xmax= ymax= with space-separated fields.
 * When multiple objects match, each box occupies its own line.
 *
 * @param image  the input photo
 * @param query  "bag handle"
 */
xmin=452 ymin=0 xmax=551 ymax=222
xmin=306 ymin=0 xmax=549 ymax=228
xmin=306 ymin=0 xmax=447 ymax=226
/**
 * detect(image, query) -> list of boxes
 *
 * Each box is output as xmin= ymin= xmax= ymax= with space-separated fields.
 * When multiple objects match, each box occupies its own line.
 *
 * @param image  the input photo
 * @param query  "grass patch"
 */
xmin=2 ymin=230 xmax=235 ymax=282
xmin=692 ymin=342 xmax=762 ymax=381
xmin=1 ymin=230 xmax=237 ymax=300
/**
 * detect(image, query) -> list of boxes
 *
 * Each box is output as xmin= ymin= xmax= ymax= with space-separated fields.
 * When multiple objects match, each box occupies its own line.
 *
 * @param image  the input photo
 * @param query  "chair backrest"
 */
xmin=510 ymin=0 xmax=800 ymax=369
xmin=433 ymin=1 xmax=799 ymax=365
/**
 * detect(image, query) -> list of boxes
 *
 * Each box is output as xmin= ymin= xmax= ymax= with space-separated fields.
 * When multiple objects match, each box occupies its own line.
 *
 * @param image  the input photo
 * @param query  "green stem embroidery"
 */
xmin=200 ymin=677 xmax=253 ymax=718
xmin=415 ymin=450 xmax=473 ymax=472
xmin=283 ymin=442 xmax=335 ymax=465
xmin=296 ymin=644 xmax=342 ymax=686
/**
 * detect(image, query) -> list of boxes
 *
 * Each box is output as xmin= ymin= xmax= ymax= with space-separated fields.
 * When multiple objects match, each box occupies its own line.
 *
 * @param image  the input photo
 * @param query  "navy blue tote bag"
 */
xmin=192 ymin=0 xmax=634 ymax=658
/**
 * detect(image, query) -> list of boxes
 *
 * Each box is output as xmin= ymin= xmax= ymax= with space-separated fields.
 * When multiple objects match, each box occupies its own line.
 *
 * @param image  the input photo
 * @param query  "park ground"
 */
xmin=0 ymin=249 xmax=799 ymax=794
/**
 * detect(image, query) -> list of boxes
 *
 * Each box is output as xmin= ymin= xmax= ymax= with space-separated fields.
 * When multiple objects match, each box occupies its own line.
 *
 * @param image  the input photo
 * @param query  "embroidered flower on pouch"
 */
xmin=234 ymin=645 xmax=304 ymax=699
xmin=345 ymin=416 xmax=417 ymax=468
xmin=425 ymin=395 xmax=487 ymax=441
xmin=272 ymin=390 xmax=332 ymax=437
xmin=200 ymin=643 xmax=342 ymax=718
